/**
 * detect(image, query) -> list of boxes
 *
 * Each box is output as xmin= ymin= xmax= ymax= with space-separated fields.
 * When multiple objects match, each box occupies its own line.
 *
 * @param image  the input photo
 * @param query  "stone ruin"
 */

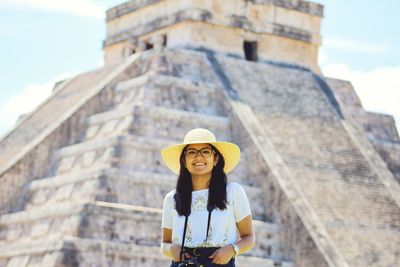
xmin=0 ymin=0 xmax=399 ymax=266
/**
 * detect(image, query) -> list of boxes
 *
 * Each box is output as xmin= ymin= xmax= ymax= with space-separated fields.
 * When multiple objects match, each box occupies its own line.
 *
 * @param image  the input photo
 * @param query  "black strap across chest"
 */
xmin=179 ymin=205 xmax=214 ymax=262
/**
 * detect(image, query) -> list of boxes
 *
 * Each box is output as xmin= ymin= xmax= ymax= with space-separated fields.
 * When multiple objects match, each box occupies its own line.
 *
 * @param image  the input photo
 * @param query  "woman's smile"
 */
xmin=193 ymin=162 xmax=207 ymax=169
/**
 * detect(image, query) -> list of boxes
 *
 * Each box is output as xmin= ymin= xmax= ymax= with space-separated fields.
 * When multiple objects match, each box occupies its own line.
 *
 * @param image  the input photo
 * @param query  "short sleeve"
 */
xmin=232 ymin=184 xmax=252 ymax=223
xmin=161 ymin=191 xmax=175 ymax=229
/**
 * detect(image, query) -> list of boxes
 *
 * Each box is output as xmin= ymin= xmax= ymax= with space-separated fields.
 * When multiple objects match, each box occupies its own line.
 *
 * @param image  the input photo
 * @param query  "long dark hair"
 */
xmin=174 ymin=144 xmax=228 ymax=216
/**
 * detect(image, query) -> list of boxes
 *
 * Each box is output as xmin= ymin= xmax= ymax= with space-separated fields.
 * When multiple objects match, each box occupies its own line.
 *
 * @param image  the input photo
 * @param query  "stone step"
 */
xmin=264 ymin=118 xmax=375 ymax=162
xmin=84 ymin=108 xmax=133 ymax=140
xmin=0 ymin=202 xmax=282 ymax=260
xmin=52 ymin=134 xmax=250 ymax=178
xmin=128 ymin=106 xmax=230 ymax=142
xmin=282 ymin=155 xmax=375 ymax=179
xmin=274 ymin=141 xmax=364 ymax=156
xmin=261 ymin=117 xmax=382 ymax=179
xmin=113 ymin=73 xmax=225 ymax=116
xmin=85 ymin=104 xmax=230 ymax=142
xmin=51 ymin=135 xmax=119 ymax=175
xmin=0 ymin=201 xmax=85 ymax=247
xmin=0 ymin=236 xmax=294 ymax=267
xmin=286 ymin=161 xmax=377 ymax=185
xmin=14 ymin=167 xmax=107 ymax=212
xmin=290 ymin=168 xmax=400 ymax=226
xmin=0 ymin=235 xmax=63 ymax=266
xmin=21 ymin=168 xmax=266 ymax=221
xmin=275 ymin=140 xmax=371 ymax=161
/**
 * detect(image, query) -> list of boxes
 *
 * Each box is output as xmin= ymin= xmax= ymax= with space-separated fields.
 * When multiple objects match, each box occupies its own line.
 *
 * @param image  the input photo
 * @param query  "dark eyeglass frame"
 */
xmin=184 ymin=147 xmax=215 ymax=159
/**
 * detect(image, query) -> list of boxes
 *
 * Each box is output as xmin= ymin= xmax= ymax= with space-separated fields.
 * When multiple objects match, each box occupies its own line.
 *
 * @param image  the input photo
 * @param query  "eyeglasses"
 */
xmin=185 ymin=148 xmax=214 ymax=158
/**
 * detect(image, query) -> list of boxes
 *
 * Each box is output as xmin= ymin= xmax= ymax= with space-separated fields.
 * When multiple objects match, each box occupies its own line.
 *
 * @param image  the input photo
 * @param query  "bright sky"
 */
xmin=0 ymin=0 xmax=399 ymax=137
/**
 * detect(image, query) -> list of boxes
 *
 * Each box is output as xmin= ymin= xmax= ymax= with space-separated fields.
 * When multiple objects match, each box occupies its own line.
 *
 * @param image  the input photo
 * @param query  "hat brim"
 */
xmin=161 ymin=141 xmax=241 ymax=175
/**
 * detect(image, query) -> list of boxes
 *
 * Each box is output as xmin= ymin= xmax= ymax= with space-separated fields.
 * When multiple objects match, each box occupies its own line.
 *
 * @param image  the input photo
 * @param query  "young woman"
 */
xmin=160 ymin=128 xmax=255 ymax=267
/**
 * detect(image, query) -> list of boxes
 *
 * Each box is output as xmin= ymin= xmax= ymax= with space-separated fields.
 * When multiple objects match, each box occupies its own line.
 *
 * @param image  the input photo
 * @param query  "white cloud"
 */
xmin=0 ymin=0 xmax=105 ymax=19
xmin=322 ymin=62 xmax=400 ymax=133
xmin=323 ymin=37 xmax=392 ymax=54
xmin=0 ymin=71 xmax=78 ymax=138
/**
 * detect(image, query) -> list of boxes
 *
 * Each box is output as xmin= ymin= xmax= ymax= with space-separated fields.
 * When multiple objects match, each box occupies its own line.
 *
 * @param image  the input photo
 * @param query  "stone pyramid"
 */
xmin=1 ymin=1 xmax=400 ymax=267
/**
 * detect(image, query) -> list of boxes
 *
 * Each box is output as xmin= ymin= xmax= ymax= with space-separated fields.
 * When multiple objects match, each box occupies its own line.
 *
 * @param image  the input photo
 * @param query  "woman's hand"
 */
xmin=208 ymin=245 xmax=235 ymax=264
xmin=170 ymin=244 xmax=192 ymax=262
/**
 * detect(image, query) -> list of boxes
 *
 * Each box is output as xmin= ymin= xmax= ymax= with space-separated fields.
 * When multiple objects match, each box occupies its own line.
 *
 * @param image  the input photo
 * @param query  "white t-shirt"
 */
xmin=161 ymin=182 xmax=252 ymax=248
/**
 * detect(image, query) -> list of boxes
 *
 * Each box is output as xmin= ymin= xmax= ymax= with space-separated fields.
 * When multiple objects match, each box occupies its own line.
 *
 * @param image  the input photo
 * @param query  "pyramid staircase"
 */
xmin=214 ymin=54 xmax=400 ymax=267
xmin=0 ymin=50 xmax=293 ymax=267
xmin=1 ymin=48 xmax=400 ymax=267
xmin=326 ymin=77 xmax=400 ymax=185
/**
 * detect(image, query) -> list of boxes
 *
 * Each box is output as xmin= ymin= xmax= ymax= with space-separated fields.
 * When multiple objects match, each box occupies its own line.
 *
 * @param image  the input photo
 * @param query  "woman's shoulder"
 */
xmin=165 ymin=189 xmax=176 ymax=199
xmin=227 ymin=182 xmax=245 ymax=193
xmin=163 ymin=189 xmax=176 ymax=204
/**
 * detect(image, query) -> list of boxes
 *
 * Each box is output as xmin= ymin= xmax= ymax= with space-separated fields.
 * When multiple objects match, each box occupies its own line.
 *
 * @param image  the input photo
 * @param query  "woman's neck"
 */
xmin=191 ymin=173 xmax=211 ymax=191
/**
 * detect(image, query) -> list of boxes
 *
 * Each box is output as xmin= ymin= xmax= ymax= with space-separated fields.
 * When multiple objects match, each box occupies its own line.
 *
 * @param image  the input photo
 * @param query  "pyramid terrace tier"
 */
xmin=50 ymin=135 xmax=119 ymax=176
xmin=111 ymin=73 xmax=226 ymax=116
xmin=0 ymin=202 xmax=287 ymax=261
xmin=0 ymin=236 xmax=294 ymax=267
xmin=371 ymin=139 xmax=400 ymax=184
xmin=16 ymin=168 xmax=267 ymax=221
xmin=50 ymin=134 xmax=250 ymax=180
xmin=84 ymin=105 xmax=230 ymax=142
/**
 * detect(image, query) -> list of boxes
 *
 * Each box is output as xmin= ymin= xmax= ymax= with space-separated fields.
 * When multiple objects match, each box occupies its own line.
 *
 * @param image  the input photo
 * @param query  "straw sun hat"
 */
xmin=161 ymin=128 xmax=241 ymax=175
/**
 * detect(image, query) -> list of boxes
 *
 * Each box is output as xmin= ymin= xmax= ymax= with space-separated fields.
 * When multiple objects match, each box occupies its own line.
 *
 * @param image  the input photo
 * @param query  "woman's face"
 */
xmin=184 ymin=143 xmax=218 ymax=176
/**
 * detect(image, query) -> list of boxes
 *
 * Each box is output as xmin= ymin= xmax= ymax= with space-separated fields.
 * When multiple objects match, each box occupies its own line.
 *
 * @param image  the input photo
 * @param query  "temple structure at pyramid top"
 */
xmin=103 ymin=0 xmax=323 ymax=72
